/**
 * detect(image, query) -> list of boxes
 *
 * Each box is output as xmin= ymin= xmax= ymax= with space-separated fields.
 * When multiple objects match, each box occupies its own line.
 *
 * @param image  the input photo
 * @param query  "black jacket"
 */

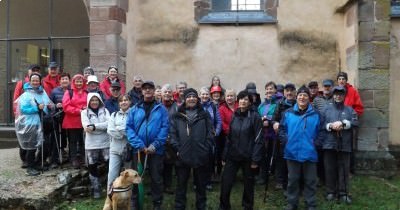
xmin=169 ymin=105 xmax=214 ymax=168
xmin=272 ymin=98 xmax=296 ymax=124
xmin=223 ymin=109 xmax=264 ymax=163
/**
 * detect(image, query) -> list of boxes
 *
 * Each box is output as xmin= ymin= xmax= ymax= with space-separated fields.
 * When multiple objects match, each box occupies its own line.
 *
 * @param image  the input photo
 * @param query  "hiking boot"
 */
xmin=72 ymin=159 xmax=80 ymax=169
xmin=26 ymin=168 xmax=40 ymax=176
xmin=256 ymin=177 xmax=266 ymax=185
xmin=340 ymin=195 xmax=352 ymax=204
xmin=275 ymin=183 xmax=283 ymax=190
xmin=164 ymin=187 xmax=174 ymax=194
xmin=21 ymin=161 xmax=28 ymax=169
xmin=284 ymin=204 xmax=298 ymax=210
xmin=326 ymin=193 xmax=335 ymax=201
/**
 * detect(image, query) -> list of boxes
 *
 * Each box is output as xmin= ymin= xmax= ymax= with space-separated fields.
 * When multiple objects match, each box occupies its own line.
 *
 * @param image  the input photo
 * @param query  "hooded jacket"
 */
xmin=18 ymin=83 xmax=52 ymax=126
xmin=169 ymin=104 xmax=214 ymax=168
xmin=322 ymin=103 xmax=358 ymax=152
xmin=42 ymin=74 xmax=60 ymax=96
xmin=100 ymin=76 xmax=126 ymax=99
xmin=126 ymin=101 xmax=169 ymax=155
xmin=344 ymin=83 xmax=364 ymax=116
xmin=223 ymin=109 xmax=264 ymax=163
xmin=62 ymin=74 xmax=88 ymax=129
xmin=81 ymin=92 xmax=110 ymax=149
xmin=279 ymin=103 xmax=323 ymax=163
xmin=108 ymin=108 xmax=130 ymax=155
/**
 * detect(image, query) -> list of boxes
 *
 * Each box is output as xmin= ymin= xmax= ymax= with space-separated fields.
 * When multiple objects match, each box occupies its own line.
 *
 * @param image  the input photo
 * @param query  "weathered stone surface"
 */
xmin=194 ymin=0 xmax=210 ymax=8
xmin=358 ymin=127 xmax=378 ymax=151
xmin=355 ymin=151 xmax=397 ymax=178
xmin=359 ymin=42 xmax=390 ymax=69
xmin=374 ymin=90 xmax=389 ymax=109
xmin=90 ymin=34 xmax=119 ymax=54
xmin=359 ymin=89 xmax=374 ymax=108
xmin=358 ymin=69 xmax=389 ymax=89
xmin=90 ymin=7 xmax=110 ymax=21
xmin=359 ymin=21 xmax=390 ymax=42
xmin=109 ymin=6 xmax=126 ymax=23
xmin=90 ymin=20 xmax=122 ymax=35
xmin=358 ymin=0 xmax=374 ymax=22
xmin=358 ymin=108 xmax=389 ymax=128
xmin=378 ymin=128 xmax=389 ymax=150
xmin=374 ymin=0 xmax=391 ymax=21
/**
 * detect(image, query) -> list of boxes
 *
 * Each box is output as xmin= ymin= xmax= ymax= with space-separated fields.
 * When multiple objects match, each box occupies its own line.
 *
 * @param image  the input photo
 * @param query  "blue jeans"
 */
xmin=107 ymin=152 xmax=132 ymax=191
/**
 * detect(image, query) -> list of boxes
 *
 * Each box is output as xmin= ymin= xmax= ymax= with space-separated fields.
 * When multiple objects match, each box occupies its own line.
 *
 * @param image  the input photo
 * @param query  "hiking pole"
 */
xmin=263 ymin=135 xmax=277 ymax=202
xmin=35 ymin=99 xmax=45 ymax=174
xmin=53 ymin=110 xmax=64 ymax=167
xmin=51 ymin=114 xmax=61 ymax=169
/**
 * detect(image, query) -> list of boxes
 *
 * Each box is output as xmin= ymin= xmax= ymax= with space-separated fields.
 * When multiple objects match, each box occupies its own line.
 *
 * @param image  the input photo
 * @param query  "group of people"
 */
xmin=13 ymin=63 xmax=363 ymax=210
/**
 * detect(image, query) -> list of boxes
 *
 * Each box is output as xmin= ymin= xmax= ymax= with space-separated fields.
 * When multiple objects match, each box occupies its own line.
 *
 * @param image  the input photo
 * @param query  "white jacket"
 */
xmin=107 ymin=108 xmax=130 ymax=155
xmin=81 ymin=92 xmax=110 ymax=149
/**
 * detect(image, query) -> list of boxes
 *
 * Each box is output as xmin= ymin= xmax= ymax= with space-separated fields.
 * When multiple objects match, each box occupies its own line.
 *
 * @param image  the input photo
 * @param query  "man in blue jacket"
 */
xmin=126 ymin=81 xmax=169 ymax=210
xmin=279 ymin=85 xmax=323 ymax=210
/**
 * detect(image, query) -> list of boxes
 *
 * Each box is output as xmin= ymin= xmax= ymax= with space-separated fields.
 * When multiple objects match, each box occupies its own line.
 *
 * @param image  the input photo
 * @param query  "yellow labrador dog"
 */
xmin=103 ymin=169 xmax=142 ymax=210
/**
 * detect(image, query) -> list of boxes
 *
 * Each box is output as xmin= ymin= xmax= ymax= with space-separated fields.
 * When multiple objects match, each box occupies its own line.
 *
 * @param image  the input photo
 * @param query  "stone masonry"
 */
xmin=88 ymin=0 xmax=128 ymax=81
xmin=357 ymin=0 xmax=397 ymax=177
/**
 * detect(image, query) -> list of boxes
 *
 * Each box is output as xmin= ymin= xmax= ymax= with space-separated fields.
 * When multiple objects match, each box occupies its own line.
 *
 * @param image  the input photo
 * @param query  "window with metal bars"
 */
xmin=197 ymin=0 xmax=277 ymax=24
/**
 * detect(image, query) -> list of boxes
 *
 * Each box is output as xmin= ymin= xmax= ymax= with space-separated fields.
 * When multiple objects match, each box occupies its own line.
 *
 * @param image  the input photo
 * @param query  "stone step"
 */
xmin=0 ymin=126 xmax=16 ymax=138
xmin=0 ymin=148 xmax=90 ymax=209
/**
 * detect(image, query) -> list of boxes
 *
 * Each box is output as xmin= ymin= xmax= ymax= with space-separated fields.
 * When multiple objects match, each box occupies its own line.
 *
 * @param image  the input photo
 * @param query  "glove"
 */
xmin=146 ymin=144 xmax=156 ymax=154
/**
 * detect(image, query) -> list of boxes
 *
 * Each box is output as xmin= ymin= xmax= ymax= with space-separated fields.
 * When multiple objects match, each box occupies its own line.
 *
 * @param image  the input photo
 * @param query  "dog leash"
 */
xmin=139 ymin=153 xmax=148 ymax=178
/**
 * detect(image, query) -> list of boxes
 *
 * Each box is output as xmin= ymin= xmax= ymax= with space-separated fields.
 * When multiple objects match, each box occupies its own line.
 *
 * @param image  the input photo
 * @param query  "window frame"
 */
xmin=195 ymin=0 xmax=277 ymax=24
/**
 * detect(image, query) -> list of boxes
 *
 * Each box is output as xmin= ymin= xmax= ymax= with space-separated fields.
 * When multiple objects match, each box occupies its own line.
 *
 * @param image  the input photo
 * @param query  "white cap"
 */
xmin=87 ymin=75 xmax=99 ymax=84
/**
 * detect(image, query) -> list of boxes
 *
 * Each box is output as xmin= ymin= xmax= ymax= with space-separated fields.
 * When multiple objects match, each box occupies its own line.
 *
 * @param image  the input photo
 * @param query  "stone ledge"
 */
xmin=355 ymin=151 xmax=398 ymax=178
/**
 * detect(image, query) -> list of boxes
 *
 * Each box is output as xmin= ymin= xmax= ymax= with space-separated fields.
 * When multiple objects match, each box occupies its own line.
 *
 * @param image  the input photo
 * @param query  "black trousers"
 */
xmin=324 ymin=150 xmax=351 ymax=196
xmin=219 ymin=160 xmax=257 ymax=210
xmin=275 ymin=143 xmax=288 ymax=187
xmin=26 ymin=149 xmax=36 ymax=168
xmin=175 ymin=164 xmax=208 ymax=210
xmin=67 ymin=128 xmax=84 ymax=162
xmin=132 ymin=153 xmax=164 ymax=206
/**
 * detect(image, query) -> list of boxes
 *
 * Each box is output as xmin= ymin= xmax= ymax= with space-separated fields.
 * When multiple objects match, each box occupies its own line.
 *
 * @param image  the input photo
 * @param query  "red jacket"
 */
xmin=218 ymin=102 xmax=238 ymax=135
xmin=344 ymin=83 xmax=364 ymax=116
xmin=99 ymin=77 xmax=126 ymax=99
xmin=62 ymin=75 xmax=88 ymax=129
xmin=13 ymin=77 xmax=30 ymax=115
xmin=42 ymin=74 xmax=60 ymax=96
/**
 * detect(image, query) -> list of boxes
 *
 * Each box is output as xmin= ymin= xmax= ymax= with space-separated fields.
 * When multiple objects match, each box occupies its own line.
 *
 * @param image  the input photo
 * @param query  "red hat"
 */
xmin=210 ymin=86 xmax=222 ymax=94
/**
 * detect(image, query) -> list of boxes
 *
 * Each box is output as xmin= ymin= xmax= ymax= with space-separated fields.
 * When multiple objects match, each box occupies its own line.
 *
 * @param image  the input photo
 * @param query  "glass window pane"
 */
xmin=51 ymin=39 xmax=89 ymax=76
xmin=0 ymin=0 xmax=7 ymax=38
xmin=10 ymin=40 xmax=49 ymax=81
xmin=9 ymin=0 xmax=49 ymax=38
xmin=0 ymin=41 xmax=7 ymax=123
xmin=52 ymin=0 xmax=89 ymax=37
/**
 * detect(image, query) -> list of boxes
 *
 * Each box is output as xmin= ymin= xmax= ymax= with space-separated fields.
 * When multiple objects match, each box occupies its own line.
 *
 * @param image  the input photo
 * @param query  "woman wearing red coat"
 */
xmin=100 ymin=66 xmax=126 ymax=99
xmin=62 ymin=74 xmax=88 ymax=168
xmin=216 ymin=89 xmax=238 ymax=178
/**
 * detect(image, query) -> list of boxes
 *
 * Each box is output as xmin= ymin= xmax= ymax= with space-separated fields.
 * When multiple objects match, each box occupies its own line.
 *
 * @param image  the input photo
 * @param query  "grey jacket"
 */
xmin=107 ymin=108 xmax=130 ymax=155
xmin=322 ymin=103 xmax=358 ymax=152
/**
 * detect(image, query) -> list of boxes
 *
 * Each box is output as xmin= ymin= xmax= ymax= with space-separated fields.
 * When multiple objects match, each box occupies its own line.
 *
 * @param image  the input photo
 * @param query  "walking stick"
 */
xmin=263 ymin=135 xmax=277 ymax=202
xmin=53 ymin=110 xmax=64 ymax=166
xmin=40 ymin=109 xmax=44 ymax=174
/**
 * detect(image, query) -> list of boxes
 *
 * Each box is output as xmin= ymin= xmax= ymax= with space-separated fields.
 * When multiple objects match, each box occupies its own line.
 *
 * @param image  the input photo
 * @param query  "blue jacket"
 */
xmin=19 ymin=83 xmax=52 ymax=126
xmin=279 ymin=103 xmax=323 ymax=163
xmin=201 ymin=100 xmax=222 ymax=136
xmin=126 ymin=101 xmax=169 ymax=155
xmin=105 ymin=97 xmax=119 ymax=114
